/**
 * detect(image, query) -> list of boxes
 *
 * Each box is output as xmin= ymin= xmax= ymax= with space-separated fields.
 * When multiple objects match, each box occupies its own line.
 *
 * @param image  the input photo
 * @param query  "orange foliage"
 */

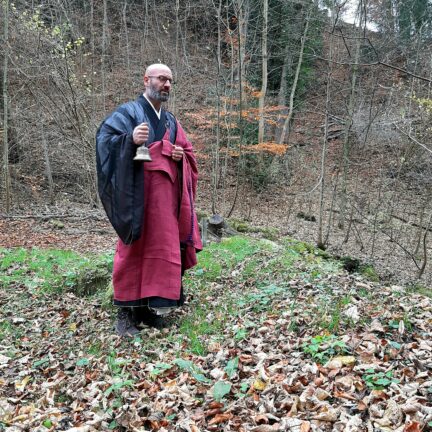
xmin=185 ymin=103 xmax=290 ymax=131
xmin=250 ymin=90 xmax=263 ymax=98
xmin=220 ymin=142 xmax=288 ymax=157
xmin=244 ymin=142 xmax=288 ymax=155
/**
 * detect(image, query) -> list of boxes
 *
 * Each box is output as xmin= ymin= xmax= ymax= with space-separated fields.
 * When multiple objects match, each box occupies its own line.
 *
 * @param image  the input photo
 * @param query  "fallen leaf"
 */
xmin=326 ymin=359 xmax=342 ymax=370
xmin=404 ymin=422 xmax=422 ymax=432
xmin=250 ymin=426 xmax=279 ymax=432
xmin=208 ymin=412 xmax=233 ymax=425
xmin=315 ymin=388 xmax=331 ymax=400
xmin=334 ymin=390 xmax=357 ymax=401
xmin=64 ymin=427 xmax=91 ymax=432
xmin=332 ymin=356 xmax=356 ymax=366
xmin=253 ymin=378 xmax=267 ymax=391
xmin=207 ymin=401 xmax=224 ymax=409
xmin=15 ymin=375 xmax=31 ymax=392
xmin=0 ymin=354 xmax=11 ymax=365
xmin=300 ymin=421 xmax=311 ymax=432
xmin=254 ymin=414 xmax=269 ymax=424
xmin=370 ymin=319 xmax=385 ymax=333
xmin=398 ymin=320 xmax=405 ymax=335
xmin=312 ymin=406 xmax=338 ymax=422
xmin=344 ymin=305 xmax=360 ymax=322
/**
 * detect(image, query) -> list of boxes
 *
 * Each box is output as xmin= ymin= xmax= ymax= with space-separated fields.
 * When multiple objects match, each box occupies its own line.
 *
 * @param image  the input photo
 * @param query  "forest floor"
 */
xmin=1 ymin=230 xmax=432 ymax=432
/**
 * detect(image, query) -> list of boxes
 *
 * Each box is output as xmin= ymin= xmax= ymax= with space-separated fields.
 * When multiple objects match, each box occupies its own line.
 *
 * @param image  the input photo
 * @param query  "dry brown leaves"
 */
xmin=0 ymin=227 xmax=431 ymax=431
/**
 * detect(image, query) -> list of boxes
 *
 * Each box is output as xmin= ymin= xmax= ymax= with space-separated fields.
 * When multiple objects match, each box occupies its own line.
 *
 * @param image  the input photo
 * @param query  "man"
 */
xmin=96 ymin=64 xmax=202 ymax=337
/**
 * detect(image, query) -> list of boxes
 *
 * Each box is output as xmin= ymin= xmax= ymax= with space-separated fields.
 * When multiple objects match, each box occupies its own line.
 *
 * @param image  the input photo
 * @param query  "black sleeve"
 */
xmin=96 ymin=107 xmax=144 ymax=244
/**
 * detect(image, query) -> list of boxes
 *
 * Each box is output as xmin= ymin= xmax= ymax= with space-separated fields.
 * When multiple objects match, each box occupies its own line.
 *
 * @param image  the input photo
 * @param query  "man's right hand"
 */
xmin=133 ymin=122 xmax=149 ymax=145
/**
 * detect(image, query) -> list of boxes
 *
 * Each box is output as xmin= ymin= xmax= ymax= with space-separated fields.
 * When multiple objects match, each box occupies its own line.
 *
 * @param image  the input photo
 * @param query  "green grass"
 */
xmin=0 ymin=235 xmax=367 ymax=357
xmin=0 ymin=247 xmax=113 ymax=294
xmin=189 ymin=236 xmax=260 ymax=282
xmin=360 ymin=264 xmax=380 ymax=282
xmin=0 ymin=320 xmax=23 ymax=340
xmin=177 ymin=235 xmax=345 ymax=353
xmin=407 ymin=283 xmax=432 ymax=298
xmin=178 ymin=306 xmax=225 ymax=355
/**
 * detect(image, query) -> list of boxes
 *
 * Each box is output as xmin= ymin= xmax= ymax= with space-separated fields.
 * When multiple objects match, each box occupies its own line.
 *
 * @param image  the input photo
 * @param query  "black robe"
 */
xmin=96 ymin=95 xmax=177 ymax=245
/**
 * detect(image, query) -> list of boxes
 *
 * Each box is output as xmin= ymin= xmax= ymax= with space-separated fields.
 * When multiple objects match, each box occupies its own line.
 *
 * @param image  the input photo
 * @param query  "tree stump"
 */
xmin=208 ymin=214 xmax=225 ymax=238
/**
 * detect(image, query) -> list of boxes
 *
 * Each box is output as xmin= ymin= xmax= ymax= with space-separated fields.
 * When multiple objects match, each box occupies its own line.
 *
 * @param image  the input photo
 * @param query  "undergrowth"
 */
xmin=0 ymin=235 xmax=371 ymax=355
xmin=0 ymin=247 xmax=113 ymax=295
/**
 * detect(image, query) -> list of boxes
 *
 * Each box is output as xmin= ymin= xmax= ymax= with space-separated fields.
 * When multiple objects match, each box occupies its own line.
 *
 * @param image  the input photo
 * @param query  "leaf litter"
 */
xmin=0 ymin=236 xmax=431 ymax=431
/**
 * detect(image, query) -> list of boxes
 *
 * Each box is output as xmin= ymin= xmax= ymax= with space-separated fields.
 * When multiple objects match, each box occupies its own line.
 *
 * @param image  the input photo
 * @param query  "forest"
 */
xmin=1 ymin=0 xmax=432 ymax=431
xmin=1 ymin=0 xmax=432 ymax=284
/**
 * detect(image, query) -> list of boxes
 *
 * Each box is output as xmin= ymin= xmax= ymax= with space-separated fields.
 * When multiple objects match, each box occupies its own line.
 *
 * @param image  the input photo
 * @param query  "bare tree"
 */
xmin=338 ymin=2 xmax=363 ymax=229
xmin=317 ymin=2 xmax=336 ymax=250
xmin=2 ymin=0 xmax=11 ymax=212
xmin=101 ymin=0 xmax=109 ymax=111
xmin=278 ymin=9 xmax=310 ymax=145
xmin=257 ymin=0 xmax=268 ymax=144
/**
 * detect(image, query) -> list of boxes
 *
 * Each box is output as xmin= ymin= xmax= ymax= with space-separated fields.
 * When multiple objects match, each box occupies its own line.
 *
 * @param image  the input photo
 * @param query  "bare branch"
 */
xmin=393 ymin=123 xmax=432 ymax=155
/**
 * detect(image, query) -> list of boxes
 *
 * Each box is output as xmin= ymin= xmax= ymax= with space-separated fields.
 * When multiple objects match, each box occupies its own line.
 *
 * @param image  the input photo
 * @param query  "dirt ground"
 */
xmin=1 ymin=189 xmax=431 ymax=290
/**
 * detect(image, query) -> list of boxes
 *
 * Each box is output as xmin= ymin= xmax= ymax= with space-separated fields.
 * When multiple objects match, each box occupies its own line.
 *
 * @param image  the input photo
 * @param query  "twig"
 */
xmin=391 ymin=213 xmax=432 ymax=233
xmin=318 ymin=31 xmax=432 ymax=83
xmin=314 ymin=55 xmax=432 ymax=83
xmin=392 ymin=123 xmax=432 ymax=155
xmin=418 ymin=213 xmax=432 ymax=279
xmin=0 ymin=213 xmax=107 ymax=221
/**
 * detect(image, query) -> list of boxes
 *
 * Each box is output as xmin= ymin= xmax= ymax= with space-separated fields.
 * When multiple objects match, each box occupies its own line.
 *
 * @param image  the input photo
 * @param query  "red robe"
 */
xmin=112 ymin=124 xmax=202 ymax=302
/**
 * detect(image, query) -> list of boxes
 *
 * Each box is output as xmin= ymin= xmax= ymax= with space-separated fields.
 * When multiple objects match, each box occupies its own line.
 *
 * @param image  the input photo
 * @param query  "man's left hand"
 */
xmin=171 ymin=145 xmax=184 ymax=162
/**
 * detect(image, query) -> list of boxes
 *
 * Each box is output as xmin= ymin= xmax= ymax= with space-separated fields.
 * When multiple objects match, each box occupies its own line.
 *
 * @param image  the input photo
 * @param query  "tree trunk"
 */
xmin=172 ymin=0 xmax=180 ymax=115
xmin=228 ymin=0 xmax=249 ymax=218
xmin=258 ymin=0 xmax=268 ymax=144
xmin=278 ymin=11 xmax=310 ymax=145
xmin=101 ymin=0 xmax=108 ymax=111
xmin=417 ymin=212 xmax=432 ymax=280
xmin=338 ymin=2 xmax=363 ymax=229
xmin=275 ymin=44 xmax=292 ymax=142
xmin=122 ymin=1 xmax=130 ymax=73
xmin=42 ymin=130 xmax=54 ymax=204
xmin=2 ymin=0 xmax=11 ymax=212
xmin=90 ymin=0 xmax=96 ymax=122
xmin=212 ymin=0 xmax=223 ymax=215
xmin=317 ymin=3 xmax=335 ymax=249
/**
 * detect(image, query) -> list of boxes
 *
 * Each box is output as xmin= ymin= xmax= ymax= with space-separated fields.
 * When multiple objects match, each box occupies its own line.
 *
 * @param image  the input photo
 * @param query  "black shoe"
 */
xmin=138 ymin=307 xmax=167 ymax=329
xmin=114 ymin=308 xmax=140 ymax=337
xmin=145 ymin=313 xmax=166 ymax=329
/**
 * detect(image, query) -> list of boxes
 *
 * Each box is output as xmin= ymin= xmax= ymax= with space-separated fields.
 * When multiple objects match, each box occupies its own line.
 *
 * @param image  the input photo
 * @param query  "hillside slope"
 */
xmin=1 ymin=235 xmax=431 ymax=431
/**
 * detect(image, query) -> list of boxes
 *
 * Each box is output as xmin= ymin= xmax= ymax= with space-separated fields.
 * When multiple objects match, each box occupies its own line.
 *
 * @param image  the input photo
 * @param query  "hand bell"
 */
xmin=134 ymin=144 xmax=152 ymax=162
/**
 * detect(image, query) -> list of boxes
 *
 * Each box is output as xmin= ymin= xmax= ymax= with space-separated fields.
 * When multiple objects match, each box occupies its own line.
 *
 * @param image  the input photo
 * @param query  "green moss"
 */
xmin=0 ymin=247 xmax=113 ymax=295
xmin=98 ymin=280 xmax=114 ymax=310
xmin=228 ymin=219 xmax=258 ymax=233
xmin=360 ymin=265 xmax=380 ymax=282
xmin=195 ymin=209 xmax=209 ymax=220
xmin=227 ymin=219 xmax=281 ymax=241
xmin=407 ymin=283 xmax=432 ymax=298
xmin=260 ymin=227 xmax=279 ymax=241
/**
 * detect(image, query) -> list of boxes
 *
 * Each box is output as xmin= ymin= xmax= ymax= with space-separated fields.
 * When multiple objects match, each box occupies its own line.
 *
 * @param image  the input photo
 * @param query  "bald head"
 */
xmin=145 ymin=63 xmax=172 ymax=77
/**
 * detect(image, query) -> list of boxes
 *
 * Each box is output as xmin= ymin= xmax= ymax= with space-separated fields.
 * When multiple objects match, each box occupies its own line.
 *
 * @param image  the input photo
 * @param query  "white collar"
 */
xmin=143 ymin=93 xmax=161 ymax=119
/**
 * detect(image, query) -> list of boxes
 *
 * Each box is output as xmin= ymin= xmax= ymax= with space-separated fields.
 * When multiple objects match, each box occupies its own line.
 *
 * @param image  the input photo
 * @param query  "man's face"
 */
xmin=144 ymin=67 xmax=173 ymax=102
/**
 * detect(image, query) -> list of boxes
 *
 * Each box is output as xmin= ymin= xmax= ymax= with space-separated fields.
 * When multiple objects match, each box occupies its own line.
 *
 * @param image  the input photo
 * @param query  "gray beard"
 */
xmin=148 ymin=86 xmax=169 ymax=102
